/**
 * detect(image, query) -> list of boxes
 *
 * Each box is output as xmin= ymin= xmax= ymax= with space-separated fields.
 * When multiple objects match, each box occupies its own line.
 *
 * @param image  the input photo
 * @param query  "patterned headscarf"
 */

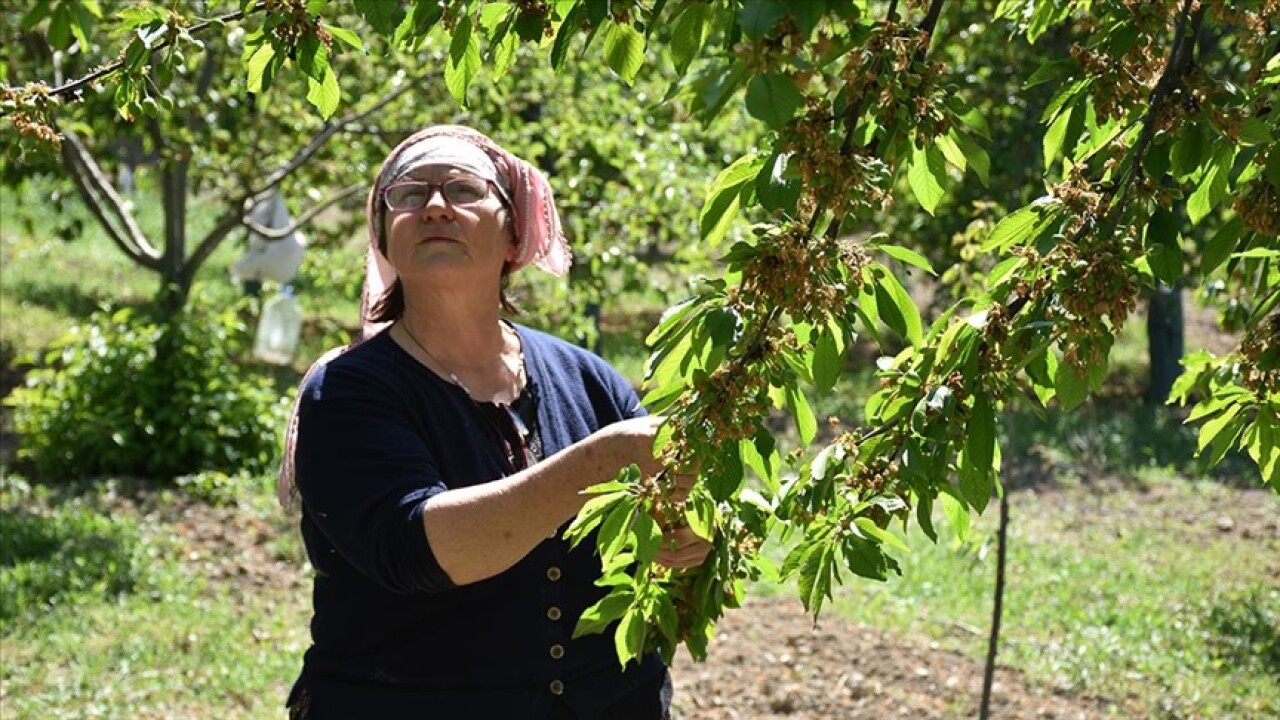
xmin=277 ymin=125 xmax=572 ymax=507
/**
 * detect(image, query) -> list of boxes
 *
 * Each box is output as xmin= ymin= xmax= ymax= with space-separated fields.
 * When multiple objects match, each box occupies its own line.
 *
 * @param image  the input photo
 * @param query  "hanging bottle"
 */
xmin=254 ymin=286 xmax=303 ymax=364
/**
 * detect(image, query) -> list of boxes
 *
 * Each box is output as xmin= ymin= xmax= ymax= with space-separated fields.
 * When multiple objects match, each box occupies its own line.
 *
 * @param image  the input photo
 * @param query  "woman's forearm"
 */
xmin=420 ymin=418 xmax=659 ymax=586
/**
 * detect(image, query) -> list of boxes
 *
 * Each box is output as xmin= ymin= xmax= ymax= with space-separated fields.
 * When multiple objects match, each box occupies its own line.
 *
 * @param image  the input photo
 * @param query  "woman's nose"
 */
xmin=419 ymin=187 xmax=453 ymax=219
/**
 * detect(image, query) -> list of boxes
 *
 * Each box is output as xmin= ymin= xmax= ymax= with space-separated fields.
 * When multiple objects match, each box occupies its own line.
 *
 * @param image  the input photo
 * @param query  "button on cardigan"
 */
xmin=289 ymin=326 xmax=665 ymax=718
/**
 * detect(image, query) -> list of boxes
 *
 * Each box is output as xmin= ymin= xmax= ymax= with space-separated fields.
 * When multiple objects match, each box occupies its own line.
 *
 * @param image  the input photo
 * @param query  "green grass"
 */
xmin=0 ymin=475 xmax=310 ymax=719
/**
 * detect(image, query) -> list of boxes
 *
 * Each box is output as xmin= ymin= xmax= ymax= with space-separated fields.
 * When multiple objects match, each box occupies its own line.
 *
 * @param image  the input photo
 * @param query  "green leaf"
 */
xmin=354 ymin=0 xmax=406 ymax=34
xmin=755 ymin=151 xmax=802 ymax=212
xmin=1202 ymin=217 xmax=1243 ymax=275
xmin=935 ymin=132 xmax=967 ymax=172
xmin=873 ymin=244 xmax=936 ymax=275
xmin=1232 ymin=248 xmax=1280 ymax=260
xmin=908 ymin=143 xmax=947 ymax=215
xmin=297 ymin=33 xmax=328 ymax=81
xmin=786 ymin=386 xmax=817 ymax=446
xmin=871 ymin=267 xmax=923 ymax=345
xmin=1043 ymin=103 xmax=1074 ymax=169
xmin=244 ymin=43 xmax=276 ymax=94
xmin=967 ymin=394 xmax=997 ymax=477
xmin=598 ymin=501 xmax=635 ymax=565
xmin=20 ymin=0 xmax=51 ymax=32
xmin=741 ymin=430 xmax=779 ymax=490
xmin=1144 ymin=207 xmax=1182 ymax=285
xmin=1187 ymin=145 xmax=1235 ymax=225
xmin=1265 ymin=146 xmax=1280 ymax=189
xmin=1170 ymin=123 xmax=1208 ymax=179
xmin=324 ymin=23 xmax=364 ymax=51
xmin=1197 ymin=402 xmax=1243 ymax=454
xmin=614 ymin=607 xmax=647 ymax=666
xmin=645 ymin=297 xmax=699 ymax=347
xmin=632 ymin=512 xmax=662 ymax=564
xmin=47 ymin=4 xmax=71 ymax=48
xmin=745 ymin=73 xmax=805 ymax=130
xmin=811 ymin=329 xmax=842 ymax=392
xmin=395 ymin=0 xmax=445 ymax=47
xmin=564 ymin=490 xmax=627 ymax=548
xmin=573 ymin=589 xmax=635 ymax=638
xmin=1054 ymin=359 xmax=1088 ymax=410
xmin=1248 ymin=413 xmax=1279 ymax=490
xmin=737 ymin=0 xmax=786 ymax=40
xmin=951 ymin=131 xmax=990 ymax=186
xmin=490 ymin=23 xmax=520 ymax=78
xmin=603 ymin=20 xmax=646 ymax=86
xmin=1024 ymin=58 xmax=1075 ymax=88
xmin=982 ymin=204 xmax=1045 ymax=252
xmin=1239 ymin=117 xmax=1273 ymax=146
xmin=853 ymin=517 xmax=911 ymax=555
xmin=118 ymin=5 xmax=165 ymax=30
xmin=684 ymin=487 xmax=717 ymax=540
xmin=938 ymin=490 xmax=970 ymax=540
xmin=1041 ymin=77 xmax=1089 ymax=123
xmin=795 ymin=540 xmax=837 ymax=615
xmin=550 ymin=2 xmax=583 ymax=70
xmin=445 ymin=16 xmax=481 ymax=106
xmin=670 ymin=3 xmax=712 ymax=76
xmin=958 ymin=461 xmax=992 ymax=513
xmin=306 ymin=64 xmax=340 ymax=119
xmin=699 ymin=153 xmax=764 ymax=246
xmin=652 ymin=590 xmax=679 ymax=648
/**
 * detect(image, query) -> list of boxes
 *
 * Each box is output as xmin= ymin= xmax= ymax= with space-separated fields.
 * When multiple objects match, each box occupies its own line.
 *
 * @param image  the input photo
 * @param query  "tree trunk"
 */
xmin=979 ymin=484 xmax=1010 ymax=719
xmin=1146 ymin=284 xmax=1184 ymax=404
xmin=155 ymin=155 xmax=192 ymax=318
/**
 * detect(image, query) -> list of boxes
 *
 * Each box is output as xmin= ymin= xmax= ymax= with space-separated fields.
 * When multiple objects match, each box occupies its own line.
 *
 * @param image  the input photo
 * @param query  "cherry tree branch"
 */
xmin=26 ymin=5 xmax=260 ymax=104
xmin=58 ymin=127 xmax=162 ymax=269
xmin=241 ymin=183 xmax=363 ymax=239
xmin=250 ymin=75 xmax=432 ymax=196
xmin=187 ymin=77 xmax=428 ymax=278
xmin=1110 ymin=0 xmax=1204 ymax=213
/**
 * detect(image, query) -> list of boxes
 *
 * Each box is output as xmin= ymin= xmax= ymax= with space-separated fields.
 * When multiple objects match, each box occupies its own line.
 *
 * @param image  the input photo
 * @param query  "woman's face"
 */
xmin=383 ymin=163 xmax=516 ymax=288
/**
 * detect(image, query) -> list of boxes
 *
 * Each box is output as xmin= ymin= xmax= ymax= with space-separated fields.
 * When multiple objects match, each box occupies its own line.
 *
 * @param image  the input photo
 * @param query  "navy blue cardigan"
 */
xmin=290 ymin=326 xmax=665 ymax=718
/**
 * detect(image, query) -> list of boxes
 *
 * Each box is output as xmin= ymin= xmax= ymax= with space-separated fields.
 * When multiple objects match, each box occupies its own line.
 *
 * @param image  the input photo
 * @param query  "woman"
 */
xmin=278 ymin=125 xmax=710 ymax=719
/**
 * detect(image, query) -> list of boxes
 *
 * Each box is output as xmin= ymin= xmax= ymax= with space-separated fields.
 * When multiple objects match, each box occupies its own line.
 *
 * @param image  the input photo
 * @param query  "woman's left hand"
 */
xmin=654 ymin=525 xmax=712 ymax=569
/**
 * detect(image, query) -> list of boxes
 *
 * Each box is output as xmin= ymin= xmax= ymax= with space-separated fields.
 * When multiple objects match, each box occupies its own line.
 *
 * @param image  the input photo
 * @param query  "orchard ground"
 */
xmin=1 ymin=460 xmax=1276 ymax=719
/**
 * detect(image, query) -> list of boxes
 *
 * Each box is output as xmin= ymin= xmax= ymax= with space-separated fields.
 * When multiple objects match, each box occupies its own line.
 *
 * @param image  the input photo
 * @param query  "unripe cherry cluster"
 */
xmin=3 ymin=85 xmax=60 ymax=151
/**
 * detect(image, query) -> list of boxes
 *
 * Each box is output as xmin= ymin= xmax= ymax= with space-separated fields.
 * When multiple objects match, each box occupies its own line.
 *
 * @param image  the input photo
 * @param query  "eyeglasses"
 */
xmin=382 ymin=177 xmax=495 ymax=211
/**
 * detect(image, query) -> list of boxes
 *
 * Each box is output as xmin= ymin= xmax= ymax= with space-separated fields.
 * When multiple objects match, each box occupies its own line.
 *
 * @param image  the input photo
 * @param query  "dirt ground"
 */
xmin=668 ymin=595 xmax=1119 ymax=720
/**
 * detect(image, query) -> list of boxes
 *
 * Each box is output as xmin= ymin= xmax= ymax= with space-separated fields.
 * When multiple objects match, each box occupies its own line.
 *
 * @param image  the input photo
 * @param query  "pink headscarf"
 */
xmin=277 ymin=125 xmax=572 ymax=508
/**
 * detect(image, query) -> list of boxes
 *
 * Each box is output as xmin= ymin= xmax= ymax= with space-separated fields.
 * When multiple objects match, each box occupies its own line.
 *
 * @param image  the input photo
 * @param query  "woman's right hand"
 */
xmin=594 ymin=415 xmax=666 ymax=478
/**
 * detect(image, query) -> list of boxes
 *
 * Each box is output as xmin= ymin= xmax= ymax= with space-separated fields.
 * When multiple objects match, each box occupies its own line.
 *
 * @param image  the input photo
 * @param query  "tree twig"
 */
xmin=1109 ymin=0 xmax=1204 ymax=214
xmin=26 ymin=4 xmax=261 ymax=104
xmin=241 ymin=183 xmax=364 ymax=239
xmin=250 ymin=75 xmax=431 ymax=196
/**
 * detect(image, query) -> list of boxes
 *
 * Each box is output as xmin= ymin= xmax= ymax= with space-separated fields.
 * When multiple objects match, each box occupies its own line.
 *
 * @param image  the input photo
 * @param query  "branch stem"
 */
xmin=241 ymin=184 xmax=363 ymax=240
xmin=1109 ymin=0 xmax=1204 ymax=215
xmin=34 ymin=4 xmax=262 ymax=103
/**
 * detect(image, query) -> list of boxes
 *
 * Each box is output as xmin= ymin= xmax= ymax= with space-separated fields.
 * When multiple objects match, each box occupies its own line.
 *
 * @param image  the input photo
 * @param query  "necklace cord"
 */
xmin=398 ymin=320 xmax=525 ymax=401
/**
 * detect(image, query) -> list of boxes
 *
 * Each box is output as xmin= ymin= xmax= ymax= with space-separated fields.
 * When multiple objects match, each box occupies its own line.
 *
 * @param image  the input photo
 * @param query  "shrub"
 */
xmin=8 ymin=300 xmax=292 ymax=481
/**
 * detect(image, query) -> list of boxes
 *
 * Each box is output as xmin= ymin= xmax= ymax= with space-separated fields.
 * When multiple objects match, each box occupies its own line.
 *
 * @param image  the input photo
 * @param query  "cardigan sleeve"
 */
xmin=294 ymin=361 xmax=457 ymax=594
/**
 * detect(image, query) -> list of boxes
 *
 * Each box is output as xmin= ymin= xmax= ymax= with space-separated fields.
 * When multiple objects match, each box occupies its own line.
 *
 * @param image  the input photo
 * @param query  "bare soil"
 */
xmin=670 ymin=596 xmax=1120 ymax=720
